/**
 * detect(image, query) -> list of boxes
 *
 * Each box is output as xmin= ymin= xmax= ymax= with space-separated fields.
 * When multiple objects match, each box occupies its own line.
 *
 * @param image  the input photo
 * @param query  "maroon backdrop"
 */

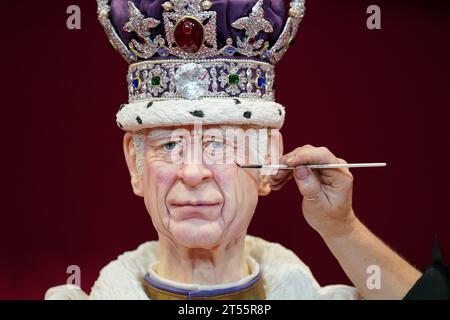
xmin=1 ymin=0 xmax=449 ymax=299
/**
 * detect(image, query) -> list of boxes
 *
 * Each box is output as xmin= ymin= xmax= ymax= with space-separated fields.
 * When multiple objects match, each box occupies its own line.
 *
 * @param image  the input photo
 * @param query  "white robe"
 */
xmin=45 ymin=235 xmax=360 ymax=300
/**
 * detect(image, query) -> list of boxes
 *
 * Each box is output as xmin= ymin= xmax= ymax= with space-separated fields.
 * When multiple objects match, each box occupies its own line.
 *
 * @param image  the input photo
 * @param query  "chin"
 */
xmin=170 ymin=219 xmax=225 ymax=248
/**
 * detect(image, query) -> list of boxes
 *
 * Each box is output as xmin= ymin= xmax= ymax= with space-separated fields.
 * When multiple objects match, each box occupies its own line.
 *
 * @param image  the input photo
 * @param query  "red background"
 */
xmin=1 ymin=0 xmax=449 ymax=299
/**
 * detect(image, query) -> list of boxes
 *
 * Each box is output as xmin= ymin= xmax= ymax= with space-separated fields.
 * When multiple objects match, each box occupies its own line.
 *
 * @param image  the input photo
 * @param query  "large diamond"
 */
xmin=174 ymin=63 xmax=210 ymax=100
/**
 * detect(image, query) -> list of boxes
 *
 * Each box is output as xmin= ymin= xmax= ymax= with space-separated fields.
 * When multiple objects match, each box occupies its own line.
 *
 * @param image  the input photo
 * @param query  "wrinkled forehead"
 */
xmin=146 ymin=125 xmax=264 ymax=141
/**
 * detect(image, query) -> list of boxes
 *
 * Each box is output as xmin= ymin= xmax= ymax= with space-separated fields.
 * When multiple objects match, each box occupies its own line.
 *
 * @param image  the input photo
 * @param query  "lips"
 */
xmin=171 ymin=201 xmax=221 ymax=207
xmin=169 ymin=201 xmax=222 ymax=220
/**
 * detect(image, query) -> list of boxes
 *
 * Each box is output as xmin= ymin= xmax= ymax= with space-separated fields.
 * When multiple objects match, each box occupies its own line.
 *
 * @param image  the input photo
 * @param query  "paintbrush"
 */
xmin=235 ymin=163 xmax=387 ymax=170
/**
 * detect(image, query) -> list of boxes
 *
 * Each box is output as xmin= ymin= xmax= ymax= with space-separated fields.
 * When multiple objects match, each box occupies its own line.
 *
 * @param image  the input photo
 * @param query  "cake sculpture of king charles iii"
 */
xmin=44 ymin=0 xmax=423 ymax=300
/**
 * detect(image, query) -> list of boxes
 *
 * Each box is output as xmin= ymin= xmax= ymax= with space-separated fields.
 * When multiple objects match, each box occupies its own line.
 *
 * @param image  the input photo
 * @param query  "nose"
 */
xmin=177 ymin=163 xmax=213 ymax=187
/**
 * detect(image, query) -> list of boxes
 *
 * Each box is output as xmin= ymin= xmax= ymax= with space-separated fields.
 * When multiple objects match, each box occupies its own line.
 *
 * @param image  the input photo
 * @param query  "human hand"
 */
xmin=270 ymin=145 xmax=357 ymax=238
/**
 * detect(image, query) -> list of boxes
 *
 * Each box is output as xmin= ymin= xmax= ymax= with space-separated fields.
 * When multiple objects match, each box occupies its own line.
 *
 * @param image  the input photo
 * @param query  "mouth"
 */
xmin=171 ymin=201 xmax=222 ymax=207
xmin=169 ymin=201 xmax=223 ymax=220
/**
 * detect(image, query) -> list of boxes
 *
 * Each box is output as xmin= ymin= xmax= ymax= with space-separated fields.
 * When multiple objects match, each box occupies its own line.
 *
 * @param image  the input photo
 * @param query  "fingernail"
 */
xmin=295 ymin=166 xmax=309 ymax=180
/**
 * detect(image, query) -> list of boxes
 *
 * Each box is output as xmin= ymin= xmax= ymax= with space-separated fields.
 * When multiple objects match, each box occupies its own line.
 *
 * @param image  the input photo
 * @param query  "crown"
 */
xmin=96 ymin=0 xmax=305 ymax=131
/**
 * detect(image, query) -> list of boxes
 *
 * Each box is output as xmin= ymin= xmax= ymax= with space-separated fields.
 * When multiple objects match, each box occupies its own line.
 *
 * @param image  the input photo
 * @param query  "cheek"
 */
xmin=235 ymin=170 xmax=259 ymax=214
xmin=212 ymin=166 xmax=259 ymax=221
xmin=214 ymin=165 xmax=258 ymax=191
xmin=144 ymin=160 xmax=177 ymax=188
xmin=210 ymin=165 xmax=237 ymax=196
xmin=153 ymin=165 xmax=175 ymax=185
xmin=142 ymin=160 xmax=179 ymax=227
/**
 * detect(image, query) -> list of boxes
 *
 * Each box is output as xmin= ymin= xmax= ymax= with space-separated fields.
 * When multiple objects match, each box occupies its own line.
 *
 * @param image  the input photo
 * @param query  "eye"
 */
xmin=163 ymin=141 xmax=179 ymax=151
xmin=211 ymin=141 xmax=225 ymax=149
xmin=204 ymin=140 xmax=225 ymax=151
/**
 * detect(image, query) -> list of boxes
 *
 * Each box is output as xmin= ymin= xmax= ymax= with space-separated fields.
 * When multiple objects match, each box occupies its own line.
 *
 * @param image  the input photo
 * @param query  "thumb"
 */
xmin=294 ymin=166 xmax=322 ymax=200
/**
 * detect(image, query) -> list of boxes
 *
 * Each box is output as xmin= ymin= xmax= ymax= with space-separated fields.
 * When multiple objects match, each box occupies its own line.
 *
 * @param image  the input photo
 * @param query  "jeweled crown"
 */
xmin=96 ymin=0 xmax=305 ymax=126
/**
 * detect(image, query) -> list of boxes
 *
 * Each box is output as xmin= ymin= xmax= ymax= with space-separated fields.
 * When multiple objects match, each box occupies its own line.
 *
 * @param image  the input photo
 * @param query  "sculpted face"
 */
xmin=124 ymin=125 xmax=282 ymax=249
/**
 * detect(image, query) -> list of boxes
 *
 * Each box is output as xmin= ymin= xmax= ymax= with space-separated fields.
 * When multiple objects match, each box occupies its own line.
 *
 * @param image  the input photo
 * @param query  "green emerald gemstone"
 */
xmin=228 ymin=74 xmax=240 ymax=85
xmin=151 ymin=75 xmax=161 ymax=86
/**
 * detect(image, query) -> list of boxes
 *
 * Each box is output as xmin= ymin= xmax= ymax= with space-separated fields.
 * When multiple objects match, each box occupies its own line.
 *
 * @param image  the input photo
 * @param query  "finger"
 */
xmin=293 ymin=165 xmax=324 ymax=201
xmin=336 ymin=158 xmax=352 ymax=176
xmin=269 ymin=168 xmax=293 ymax=187
xmin=285 ymin=146 xmax=335 ymax=200
xmin=309 ymin=158 xmax=353 ymax=190
xmin=318 ymin=157 xmax=350 ymax=178
xmin=269 ymin=167 xmax=292 ymax=184
xmin=288 ymin=147 xmax=352 ymax=189
xmin=280 ymin=144 xmax=315 ymax=163
xmin=270 ymin=145 xmax=315 ymax=182
xmin=270 ymin=172 xmax=293 ymax=190
xmin=285 ymin=146 xmax=338 ymax=168
xmin=331 ymin=157 xmax=354 ymax=189
xmin=270 ymin=179 xmax=290 ymax=191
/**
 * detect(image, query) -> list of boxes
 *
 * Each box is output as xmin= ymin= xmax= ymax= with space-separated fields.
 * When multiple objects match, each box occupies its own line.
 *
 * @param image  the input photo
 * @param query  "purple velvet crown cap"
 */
xmin=108 ymin=0 xmax=288 ymax=61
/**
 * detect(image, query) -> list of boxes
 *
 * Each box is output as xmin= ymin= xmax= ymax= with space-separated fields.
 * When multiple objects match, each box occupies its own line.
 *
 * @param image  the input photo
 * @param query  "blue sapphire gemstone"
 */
xmin=256 ymin=77 xmax=266 ymax=89
xmin=132 ymin=78 xmax=140 ymax=89
xmin=158 ymin=47 xmax=169 ymax=57
xmin=262 ymin=50 xmax=270 ymax=60
xmin=223 ymin=46 xmax=236 ymax=56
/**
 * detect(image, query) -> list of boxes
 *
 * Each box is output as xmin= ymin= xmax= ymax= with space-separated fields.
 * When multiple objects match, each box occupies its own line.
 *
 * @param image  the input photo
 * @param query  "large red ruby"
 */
xmin=174 ymin=17 xmax=204 ymax=53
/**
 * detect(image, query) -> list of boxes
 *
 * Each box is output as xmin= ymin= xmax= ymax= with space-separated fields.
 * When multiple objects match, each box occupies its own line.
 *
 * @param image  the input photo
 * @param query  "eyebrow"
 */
xmin=146 ymin=125 xmax=245 ymax=142
xmin=146 ymin=129 xmax=181 ymax=141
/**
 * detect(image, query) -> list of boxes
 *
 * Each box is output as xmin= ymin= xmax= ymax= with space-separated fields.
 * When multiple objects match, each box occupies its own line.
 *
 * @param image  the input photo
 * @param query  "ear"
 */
xmin=258 ymin=130 xmax=283 ymax=196
xmin=123 ymin=132 xmax=144 ymax=197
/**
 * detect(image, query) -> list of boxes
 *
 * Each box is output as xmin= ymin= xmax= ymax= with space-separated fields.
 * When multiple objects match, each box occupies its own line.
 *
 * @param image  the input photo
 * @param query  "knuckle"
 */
xmin=349 ymin=174 xmax=354 ymax=183
xmin=318 ymin=146 xmax=330 ymax=153
xmin=346 ymin=175 xmax=354 ymax=187
xmin=287 ymin=147 xmax=302 ymax=159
